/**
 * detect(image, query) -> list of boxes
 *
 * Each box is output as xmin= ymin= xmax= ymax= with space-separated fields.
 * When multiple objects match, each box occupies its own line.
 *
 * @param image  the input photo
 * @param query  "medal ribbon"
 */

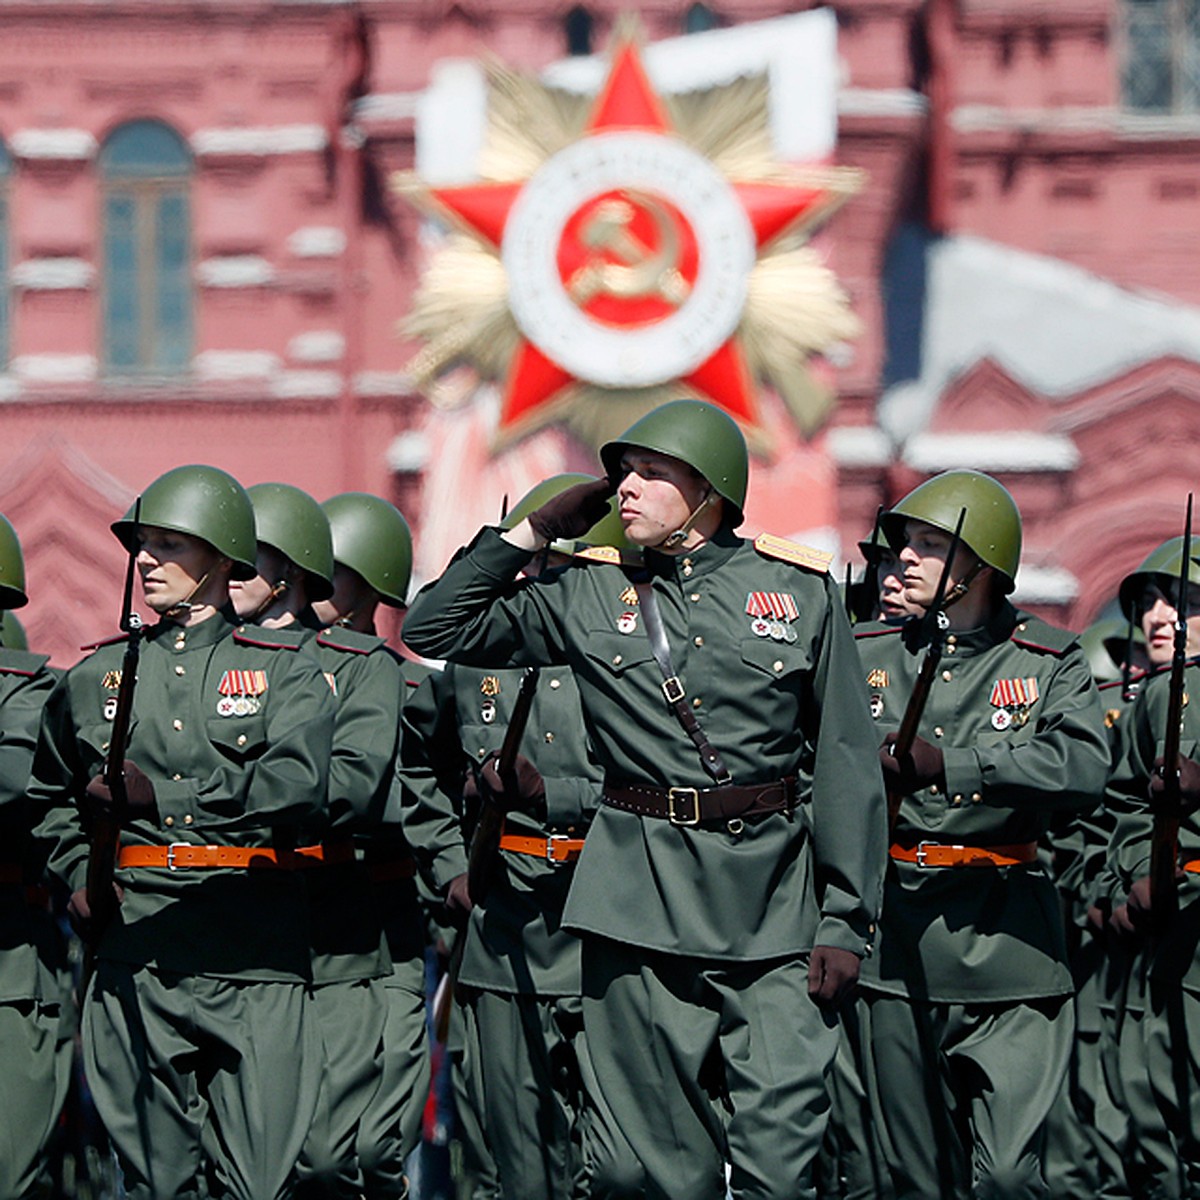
xmin=989 ymin=677 xmax=1039 ymax=707
xmin=218 ymin=669 xmax=268 ymax=697
xmin=745 ymin=592 xmax=799 ymax=622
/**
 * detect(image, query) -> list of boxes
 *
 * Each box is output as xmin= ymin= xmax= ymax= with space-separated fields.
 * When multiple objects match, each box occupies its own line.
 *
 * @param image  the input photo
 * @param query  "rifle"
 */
xmin=433 ymin=664 xmax=540 ymax=1042
xmin=1149 ymin=492 xmax=1194 ymax=925
xmin=82 ymin=498 xmax=144 ymax=985
xmin=886 ymin=508 xmax=967 ymax=832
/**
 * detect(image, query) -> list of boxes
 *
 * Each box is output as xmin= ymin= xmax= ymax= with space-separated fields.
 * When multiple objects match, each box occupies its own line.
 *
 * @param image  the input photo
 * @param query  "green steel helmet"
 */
xmin=880 ymin=470 xmax=1022 ymax=593
xmin=599 ymin=399 xmax=749 ymax=526
xmin=321 ymin=492 xmax=413 ymax=608
xmin=502 ymin=474 xmax=633 ymax=558
xmin=112 ymin=465 xmax=258 ymax=580
xmin=0 ymin=609 xmax=27 ymax=650
xmin=246 ymin=483 xmax=335 ymax=602
xmin=0 ymin=514 xmax=28 ymax=609
xmin=1117 ymin=536 xmax=1200 ymax=619
xmin=1078 ymin=614 xmax=1130 ymax=685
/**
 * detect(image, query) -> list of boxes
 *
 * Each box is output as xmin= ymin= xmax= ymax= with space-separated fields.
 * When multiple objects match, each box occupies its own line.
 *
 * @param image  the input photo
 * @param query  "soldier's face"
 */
xmin=897 ymin=519 xmax=978 ymax=607
xmin=229 ymin=543 xmax=293 ymax=619
xmin=876 ymin=549 xmax=919 ymax=622
xmin=1139 ymin=580 xmax=1200 ymax=665
xmin=136 ymin=526 xmax=228 ymax=615
xmin=616 ymin=451 xmax=711 ymax=547
xmin=312 ymin=563 xmax=376 ymax=628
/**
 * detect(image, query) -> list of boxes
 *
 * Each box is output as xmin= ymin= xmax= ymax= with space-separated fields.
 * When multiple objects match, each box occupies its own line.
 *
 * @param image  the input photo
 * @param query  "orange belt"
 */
xmin=117 ymin=839 xmax=355 ymax=872
xmin=498 ymin=833 xmax=586 ymax=864
xmin=890 ymin=840 xmax=1038 ymax=869
xmin=1183 ymin=859 xmax=1200 ymax=875
xmin=366 ymin=857 xmax=418 ymax=884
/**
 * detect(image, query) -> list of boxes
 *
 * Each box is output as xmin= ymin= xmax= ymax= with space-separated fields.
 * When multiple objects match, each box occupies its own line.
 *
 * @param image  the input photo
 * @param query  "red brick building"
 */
xmin=0 ymin=0 xmax=1197 ymax=662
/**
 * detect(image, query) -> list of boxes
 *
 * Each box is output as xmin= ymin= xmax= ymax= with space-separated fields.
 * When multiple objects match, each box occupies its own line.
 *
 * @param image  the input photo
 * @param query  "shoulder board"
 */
xmin=854 ymin=623 xmax=903 ymax=641
xmin=1010 ymin=616 xmax=1078 ymax=657
xmin=315 ymin=627 xmax=386 ymax=656
xmin=753 ymin=533 xmax=833 ymax=574
xmin=0 ymin=648 xmax=51 ymax=676
xmin=232 ymin=626 xmax=305 ymax=651
xmin=81 ymin=632 xmax=130 ymax=653
xmin=573 ymin=545 xmax=623 ymax=565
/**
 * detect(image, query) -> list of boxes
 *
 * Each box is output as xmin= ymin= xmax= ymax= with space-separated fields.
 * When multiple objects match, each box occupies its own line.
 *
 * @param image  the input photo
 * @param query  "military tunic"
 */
xmin=403 ymin=526 xmax=887 ymax=1200
xmin=0 ymin=647 xmax=71 ymax=1200
xmin=1108 ymin=660 xmax=1200 ymax=1195
xmin=30 ymin=608 xmax=335 ymax=1200
xmin=851 ymin=605 xmax=1109 ymax=1199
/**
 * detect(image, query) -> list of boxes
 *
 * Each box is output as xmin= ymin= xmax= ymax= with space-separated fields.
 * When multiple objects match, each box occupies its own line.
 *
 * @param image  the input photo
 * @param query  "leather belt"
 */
xmin=1182 ymin=859 xmax=1200 ymax=875
xmin=499 ymin=832 xmax=586 ymax=864
xmin=604 ymin=778 xmax=796 ymax=827
xmin=366 ymin=856 xmax=418 ymax=884
xmin=890 ymin=840 xmax=1038 ymax=869
xmin=118 ymin=839 xmax=355 ymax=872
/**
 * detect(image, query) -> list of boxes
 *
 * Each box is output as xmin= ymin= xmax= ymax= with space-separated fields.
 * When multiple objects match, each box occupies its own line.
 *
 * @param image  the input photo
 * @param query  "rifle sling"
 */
xmin=633 ymin=581 xmax=732 ymax=787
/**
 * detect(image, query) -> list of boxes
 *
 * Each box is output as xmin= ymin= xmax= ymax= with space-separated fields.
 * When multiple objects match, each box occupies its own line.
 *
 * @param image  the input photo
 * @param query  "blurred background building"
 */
xmin=1 ymin=0 xmax=1199 ymax=663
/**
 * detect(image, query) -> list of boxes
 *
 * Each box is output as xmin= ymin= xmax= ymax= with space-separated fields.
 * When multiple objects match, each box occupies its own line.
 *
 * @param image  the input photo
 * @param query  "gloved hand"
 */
xmin=478 ymin=753 xmax=546 ymax=817
xmin=444 ymin=873 xmax=474 ymax=920
xmin=527 ymin=479 xmax=614 ymax=545
xmin=878 ymin=735 xmax=945 ymax=794
xmin=1124 ymin=876 xmax=1154 ymax=928
xmin=808 ymin=945 xmax=860 ymax=1008
xmin=67 ymin=883 xmax=123 ymax=942
xmin=1150 ymin=755 xmax=1200 ymax=813
xmin=84 ymin=760 xmax=157 ymax=820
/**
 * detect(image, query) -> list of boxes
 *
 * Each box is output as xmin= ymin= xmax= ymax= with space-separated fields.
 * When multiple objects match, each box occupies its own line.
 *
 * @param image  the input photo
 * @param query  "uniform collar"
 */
xmin=641 ymin=528 xmax=742 ymax=581
xmin=146 ymin=604 xmax=238 ymax=651
xmin=901 ymin=600 xmax=1017 ymax=657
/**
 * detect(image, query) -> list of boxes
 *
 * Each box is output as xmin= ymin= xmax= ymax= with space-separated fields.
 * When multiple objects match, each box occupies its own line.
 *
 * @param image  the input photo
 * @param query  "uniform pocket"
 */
xmin=738 ymin=637 xmax=812 ymax=679
xmin=206 ymin=715 xmax=267 ymax=762
xmin=582 ymin=630 xmax=655 ymax=677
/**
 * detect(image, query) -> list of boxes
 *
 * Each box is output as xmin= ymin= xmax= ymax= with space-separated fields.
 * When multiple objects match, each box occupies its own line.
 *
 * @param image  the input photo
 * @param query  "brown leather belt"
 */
xmin=118 ymin=839 xmax=355 ymax=872
xmin=366 ymin=856 xmax=418 ymax=884
xmin=499 ymin=832 xmax=586 ymax=864
xmin=604 ymin=778 xmax=796 ymax=827
xmin=890 ymin=840 xmax=1038 ymax=869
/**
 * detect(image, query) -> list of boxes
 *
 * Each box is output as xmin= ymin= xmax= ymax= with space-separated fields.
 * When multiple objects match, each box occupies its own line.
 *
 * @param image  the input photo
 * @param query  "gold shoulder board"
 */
xmin=573 ymin=545 xmax=623 ymax=564
xmin=753 ymin=533 xmax=833 ymax=574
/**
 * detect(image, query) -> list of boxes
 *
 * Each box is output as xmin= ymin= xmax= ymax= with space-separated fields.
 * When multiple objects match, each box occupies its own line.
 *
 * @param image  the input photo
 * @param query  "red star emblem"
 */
xmin=412 ymin=34 xmax=850 ymax=442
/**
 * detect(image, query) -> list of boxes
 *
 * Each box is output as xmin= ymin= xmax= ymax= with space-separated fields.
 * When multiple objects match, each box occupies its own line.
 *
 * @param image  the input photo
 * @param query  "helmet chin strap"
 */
xmin=659 ymin=490 xmax=717 ymax=551
xmin=245 ymin=577 xmax=292 ymax=624
xmin=941 ymin=558 xmax=985 ymax=612
xmin=164 ymin=567 xmax=217 ymax=620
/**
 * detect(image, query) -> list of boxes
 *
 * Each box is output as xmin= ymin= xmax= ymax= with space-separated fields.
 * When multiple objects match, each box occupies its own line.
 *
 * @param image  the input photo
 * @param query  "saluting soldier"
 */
xmin=403 ymin=398 xmax=887 ymax=1200
xmin=854 ymin=469 xmax=1109 ymax=1198
xmin=235 ymin=483 xmax=402 ymax=1200
xmin=0 ymin=515 xmax=72 ymax=1199
xmin=311 ymin=492 xmax=430 ymax=1200
xmin=1104 ymin=536 xmax=1200 ymax=1197
xmin=30 ymin=465 xmax=336 ymax=1200
xmin=400 ymin=476 xmax=641 ymax=1200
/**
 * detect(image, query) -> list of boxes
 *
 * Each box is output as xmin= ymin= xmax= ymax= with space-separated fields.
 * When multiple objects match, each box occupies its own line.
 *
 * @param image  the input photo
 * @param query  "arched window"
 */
xmin=684 ymin=3 xmax=719 ymax=34
xmin=565 ymin=5 xmax=593 ymax=56
xmin=1122 ymin=0 xmax=1200 ymax=112
xmin=0 ymin=141 xmax=9 ymax=367
xmin=100 ymin=120 xmax=192 ymax=374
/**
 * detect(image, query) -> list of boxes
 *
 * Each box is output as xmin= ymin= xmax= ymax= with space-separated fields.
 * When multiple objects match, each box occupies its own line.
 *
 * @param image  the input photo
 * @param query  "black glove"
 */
xmin=879 ymin=735 xmax=945 ymax=794
xmin=808 ymin=945 xmax=861 ymax=1009
xmin=1150 ymin=755 xmax=1200 ymax=813
xmin=444 ymin=873 xmax=474 ymax=920
xmin=527 ymin=479 xmax=614 ymax=545
xmin=84 ymin=760 xmax=158 ymax=821
xmin=478 ymin=752 xmax=546 ymax=817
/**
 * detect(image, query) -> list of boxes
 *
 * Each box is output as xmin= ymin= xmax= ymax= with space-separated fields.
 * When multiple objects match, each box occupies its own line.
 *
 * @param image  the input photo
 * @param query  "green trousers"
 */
xmin=84 ymin=962 xmax=321 ymax=1200
xmin=1143 ymin=982 xmax=1200 ymax=1198
xmin=581 ymin=937 xmax=837 ymax=1200
xmin=448 ymin=995 xmax=500 ymax=1200
xmin=858 ymin=991 xmax=1072 ymax=1200
xmin=296 ymin=977 xmax=387 ymax=1199
xmin=356 ymin=956 xmax=429 ymax=1200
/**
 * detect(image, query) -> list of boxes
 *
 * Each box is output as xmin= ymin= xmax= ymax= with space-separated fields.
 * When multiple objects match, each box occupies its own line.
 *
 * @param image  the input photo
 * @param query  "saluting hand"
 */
xmin=808 ymin=945 xmax=860 ymax=1009
xmin=84 ymin=759 xmax=158 ymax=820
xmin=527 ymin=478 xmax=615 ymax=545
xmin=878 ymin=735 xmax=945 ymax=794
xmin=1149 ymin=755 xmax=1200 ymax=813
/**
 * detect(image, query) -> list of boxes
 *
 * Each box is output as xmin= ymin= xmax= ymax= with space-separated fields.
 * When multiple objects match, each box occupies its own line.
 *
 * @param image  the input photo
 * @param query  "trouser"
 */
xmin=448 ymin=994 xmax=500 ymax=1200
xmin=859 ymin=990 xmax=1072 ymax=1200
xmin=0 ymin=997 xmax=73 ymax=1199
xmin=581 ymin=936 xmax=838 ymax=1200
xmin=1143 ymin=980 xmax=1200 ymax=1198
xmin=356 ymin=954 xmax=429 ymax=1200
xmin=296 ymin=977 xmax=388 ymax=1199
xmin=83 ymin=961 xmax=321 ymax=1200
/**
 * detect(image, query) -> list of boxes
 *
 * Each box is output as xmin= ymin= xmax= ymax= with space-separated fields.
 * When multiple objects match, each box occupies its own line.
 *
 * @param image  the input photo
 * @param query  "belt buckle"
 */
xmin=165 ymin=843 xmax=189 ymax=871
xmin=668 ymin=787 xmax=700 ymax=827
xmin=661 ymin=676 xmax=685 ymax=705
xmin=545 ymin=834 xmax=569 ymax=865
xmin=915 ymin=841 xmax=936 ymax=868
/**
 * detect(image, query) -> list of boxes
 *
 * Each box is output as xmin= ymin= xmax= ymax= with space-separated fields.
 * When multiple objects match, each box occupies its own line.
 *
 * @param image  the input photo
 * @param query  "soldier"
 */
xmin=236 ymin=483 xmax=404 ymax=1200
xmin=30 ymin=465 xmax=336 ymax=1200
xmin=1103 ymin=536 xmax=1200 ymax=1196
xmin=853 ymin=469 xmax=1110 ymax=1198
xmin=313 ymin=492 xmax=430 ymax=1200
xmin=0 ymin=514 xmax=72 ymax=1199
xmin=400 ymin=475 xmax=641 ymax=1200
xmin=848 ymin=518 xmax=916 ymax=627
xmin=402 ymin=398 xmax=887 ymax=1200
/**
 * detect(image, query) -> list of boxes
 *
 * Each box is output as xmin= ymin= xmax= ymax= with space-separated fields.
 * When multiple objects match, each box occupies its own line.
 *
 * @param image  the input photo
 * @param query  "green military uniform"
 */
xmin=403 ymin=520 xmax=887 ymax=1199
xmin=853 ymin=601 xmax=1109 ymax=1197
xmin=1108 ymin=658 xmax=1200 ymax=1196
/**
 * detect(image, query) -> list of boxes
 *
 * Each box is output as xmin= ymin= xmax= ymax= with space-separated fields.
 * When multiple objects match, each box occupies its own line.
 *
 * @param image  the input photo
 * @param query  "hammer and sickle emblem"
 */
xmin=567 ymin=192 xmax=691 ymax=309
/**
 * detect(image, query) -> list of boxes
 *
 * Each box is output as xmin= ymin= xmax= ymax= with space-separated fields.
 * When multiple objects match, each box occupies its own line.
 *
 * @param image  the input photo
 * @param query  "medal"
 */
xmin=217 ymin=668 xmax=268 ymax=717
xmin=103 ymin=696 xmax=118 ymax=721
xmin=991 ymin=709 xmax=1012 ymax=731
xmin=480 ymin=676 xmax=501 ymax=697
xmin=870 ymin=694 xmax=884 ymax=720
xmin=101 ymin=670 xmax=122 ymax=691
xmin=619 ymin=586 xmax=639 ymax=606
xmin=750 ymin=617 xmax=771 ymax=638
xmin=481 ymin=699 xmax=497 ymax=724
xmin=617 ymin=611 xmax=638 ymax=634
xmin=217 ymin=696 xmax=236 ymax=717
xmin=746 ymin=591 xmax=799 ymax=642
xmin=866 ymin=668 xmax=889 ymax=689
xmin=768 ymin=620 xmax=786 ymax=641
xmin=988 ymin=676 xmax=1039 ymax=732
